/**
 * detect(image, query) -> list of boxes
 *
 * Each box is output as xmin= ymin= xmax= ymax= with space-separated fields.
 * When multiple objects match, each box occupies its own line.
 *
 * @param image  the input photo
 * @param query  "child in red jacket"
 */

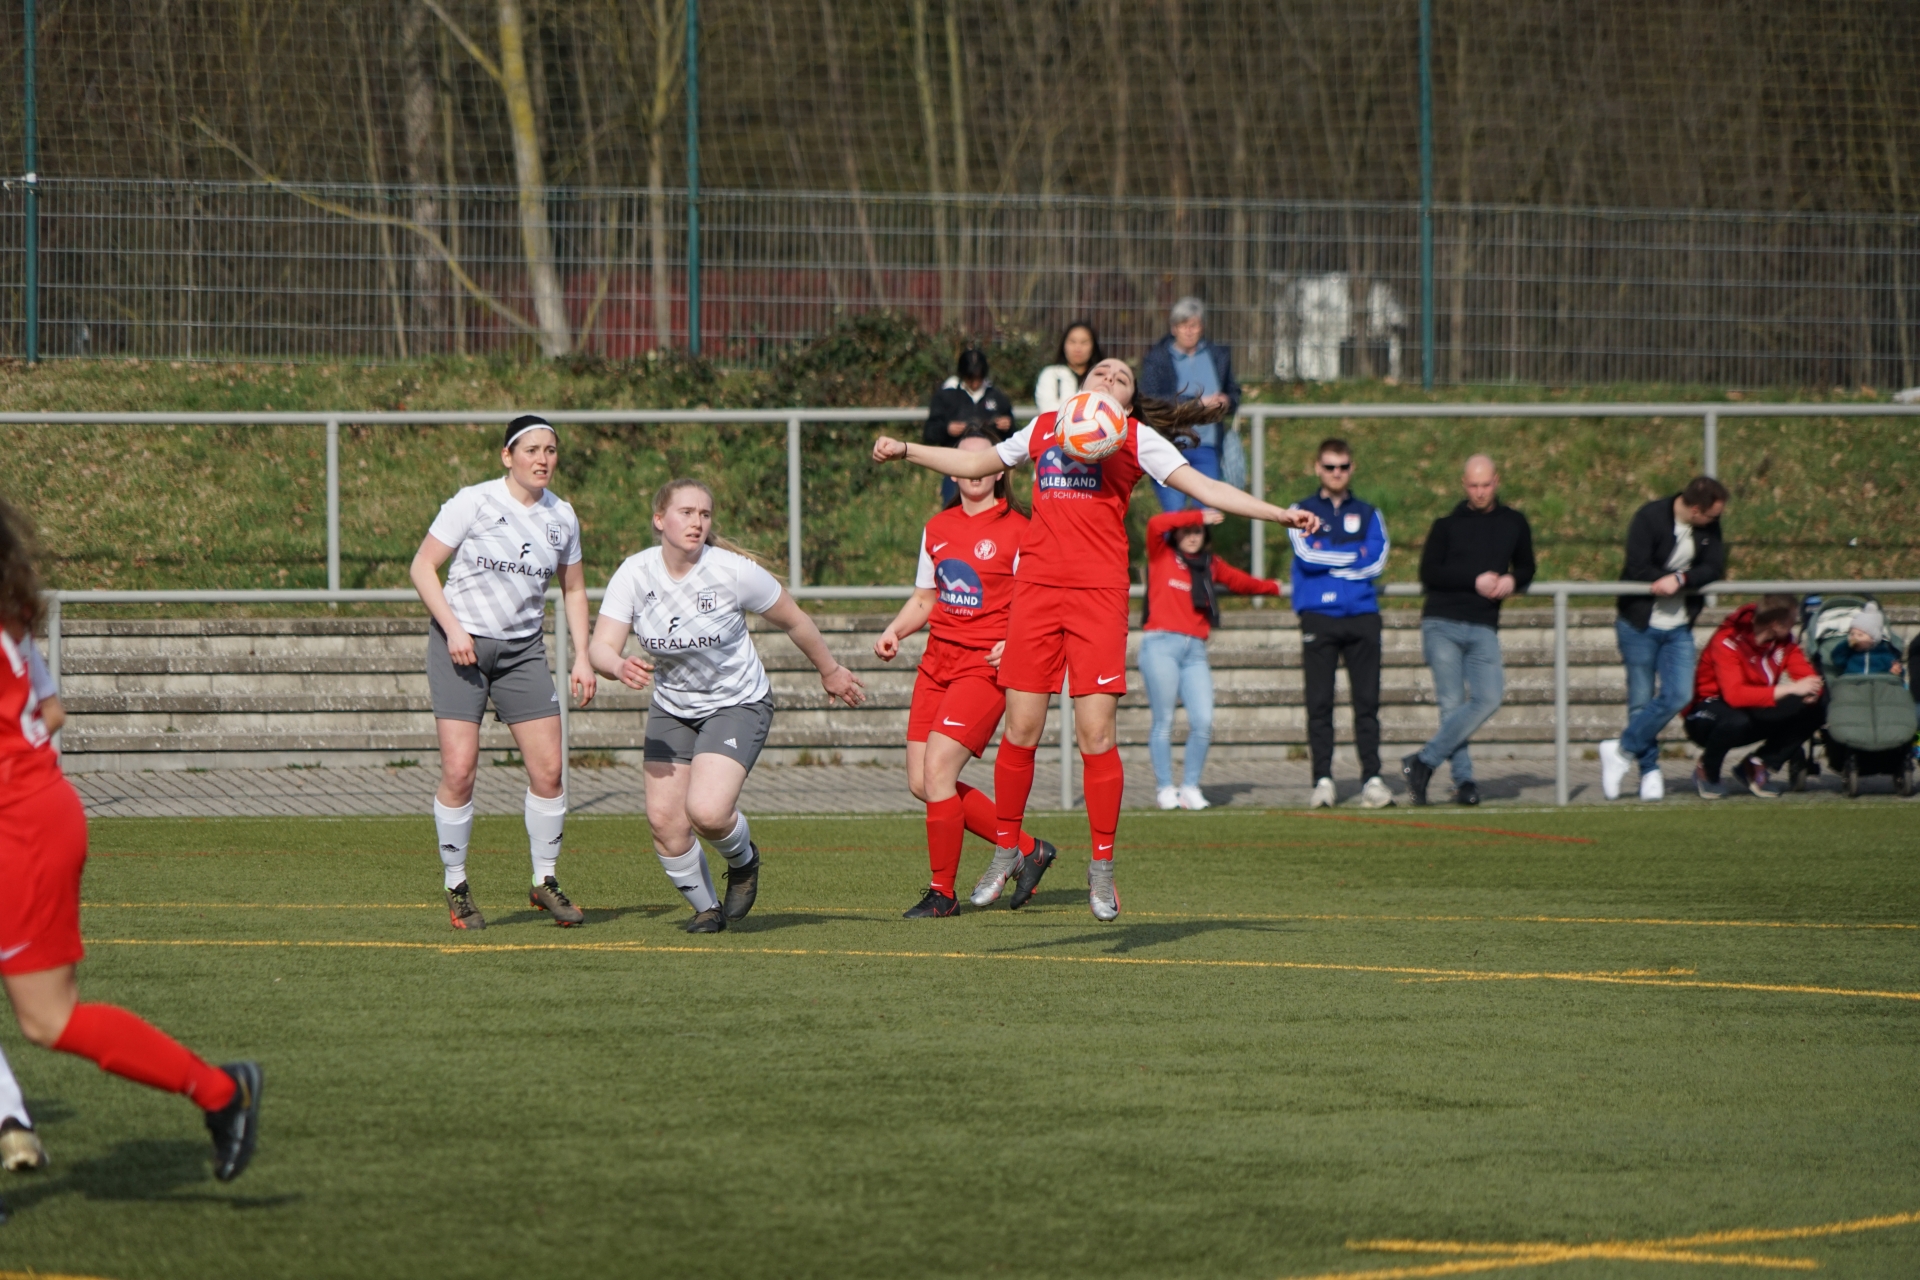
xmin=1682 ymin=594 xmax=1824 ymax=797
xmin=1140 ymin=509 xmax=1283 ymax=809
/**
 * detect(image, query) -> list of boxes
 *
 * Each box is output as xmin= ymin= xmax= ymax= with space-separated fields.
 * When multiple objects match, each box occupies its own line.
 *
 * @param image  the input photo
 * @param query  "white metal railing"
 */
xmin=40 ymin=578 xmax=1920 ymax=810
xmin=10 ymin=401 xmax=1920 ymax=600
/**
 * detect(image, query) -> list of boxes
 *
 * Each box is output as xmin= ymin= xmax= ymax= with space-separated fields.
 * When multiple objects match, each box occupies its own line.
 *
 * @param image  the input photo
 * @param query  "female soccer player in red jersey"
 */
xmin=873 ymin=429 xmax=1055 ymax=917
xmin=872 ymin=359 xmax=1320 ymax=920
xmin=0 ymin=500 xmax=262 ymax=1185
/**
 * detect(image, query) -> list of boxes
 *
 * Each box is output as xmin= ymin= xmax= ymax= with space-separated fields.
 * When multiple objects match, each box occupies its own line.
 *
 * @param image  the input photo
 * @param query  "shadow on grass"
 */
xmin=996 ymin=917 xmax=1290 ymax=955
xmin=483 ymin=903 xmax=677 ymax=929
xmin=728 ymin=911 xmax=873 ymax=935
xmin=3 ymin=1136 xmax=303 ymax=1217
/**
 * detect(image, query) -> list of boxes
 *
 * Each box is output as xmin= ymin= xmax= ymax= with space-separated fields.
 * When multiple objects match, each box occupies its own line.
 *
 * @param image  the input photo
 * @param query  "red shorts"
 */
xmin=0 ymin=778 xmax=88 ymax=976
xmin=907 ymin=659 xmax=1007 ymax=757
xmin=997 ymin=581 xmax=1132 ymax=697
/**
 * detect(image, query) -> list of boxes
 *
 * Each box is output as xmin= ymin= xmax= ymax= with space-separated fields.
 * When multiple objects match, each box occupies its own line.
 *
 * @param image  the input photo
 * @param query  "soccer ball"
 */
xmin=1055 ymin=390 xmax=1129 ymax=463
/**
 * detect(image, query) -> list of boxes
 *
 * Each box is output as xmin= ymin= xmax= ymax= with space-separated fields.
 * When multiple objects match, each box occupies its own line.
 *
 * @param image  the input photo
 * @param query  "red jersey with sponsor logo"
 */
xmin=0 ymin=631 xmax=63 ymax=806
xmin=914 ymin=499 xmax=1028 ymax=651
xmin=993 ymin=412 xmax=1188 ymax=590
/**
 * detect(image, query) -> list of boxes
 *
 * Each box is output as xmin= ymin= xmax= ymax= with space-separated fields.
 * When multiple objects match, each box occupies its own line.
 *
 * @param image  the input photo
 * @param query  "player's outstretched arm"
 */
xmin=760 ymin=590 xmax=868 ymax=708
xmin=875 ymin=589 xmax=937 ymax=661
xmin=871 ymin=436 xmax=1006 ymax=479
xmin=1165 ymin=466 xmax=1322 ymax=533
xmin=587 ymin=615 xmax=654 ymax=691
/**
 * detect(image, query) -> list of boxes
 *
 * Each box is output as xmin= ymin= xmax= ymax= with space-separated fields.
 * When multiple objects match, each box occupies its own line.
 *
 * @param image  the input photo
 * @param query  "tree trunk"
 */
xmin=439 ymin=24 xmax=465 ymax=355
xmin=910 ymin=0 xmax=950 ymax=327
xmin=945 ymin=4 xmax=971 ymax=329
xmin=499 ymin=0 xmax=569 ymax=357
xmin=643 ymin=0 xmax=683 ymax=350
xmin=403 ymin=1 xmax=446 ymax=349
xmin=349 ymin=13 xmax=409 ymax=358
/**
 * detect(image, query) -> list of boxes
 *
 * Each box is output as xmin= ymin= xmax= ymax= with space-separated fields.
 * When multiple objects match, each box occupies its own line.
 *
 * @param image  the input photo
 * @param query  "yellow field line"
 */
xmin=79 ymin=902 xmax=1919 ymax=932
xmin=1302 ymin=1207 xmax=1920 ymax=1279
xmin=87 ymin=937 xmax=1920 ymax=1003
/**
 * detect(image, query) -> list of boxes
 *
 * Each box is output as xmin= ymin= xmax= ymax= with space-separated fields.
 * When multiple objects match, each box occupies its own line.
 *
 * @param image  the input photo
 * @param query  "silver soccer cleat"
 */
xmin=1087 ymin=858 xmax=1120 ymax=922
xmin=970 ymin=846 xmax=1025 ymax=907
xmin=0 ymin=1119 xmax=47 ymax=1172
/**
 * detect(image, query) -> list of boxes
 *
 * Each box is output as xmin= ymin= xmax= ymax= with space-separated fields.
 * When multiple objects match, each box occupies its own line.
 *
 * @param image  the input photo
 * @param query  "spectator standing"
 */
xmin=1033 ymin=320 xmax=1106 ymax=413
xmin=1402 ymin=455 xmax=1535 ymax=806
xmin=1141 ymin=297 xmax=1241 ymax=511
xmin=1289 ymin=438 xmax=1393 ymax=809
xmin=925 ymin=348 xmax=1016 ymax=504
xmin=1683 ymin=595 xmax=1824 ymax=798
xmin=1140 ymin=507 xmax=1282 ymax=810
xmin=1598 ymin=477 xmax=1729 ymax=801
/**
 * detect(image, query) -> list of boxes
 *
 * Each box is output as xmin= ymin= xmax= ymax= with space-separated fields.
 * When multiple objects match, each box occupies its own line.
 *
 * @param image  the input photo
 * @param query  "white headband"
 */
xmin=505 ymin=419 xmax=556 ymax=450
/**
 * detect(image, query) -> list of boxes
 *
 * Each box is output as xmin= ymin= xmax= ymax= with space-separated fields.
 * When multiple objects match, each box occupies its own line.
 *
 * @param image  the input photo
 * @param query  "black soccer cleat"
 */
xmin=722 ymin=846 xmax=761 ymax=922
xmin=446 ymin=881 xmax=486 ymax=931
xmin=685 ymin=907 xmax=727 ymax=934
xmin=206 ymin=1061 xmax=263 ymax=1183
xmin=1007 ymin=838 xmax=1058 ymax=910
xmin=530 ymin=877 xmax=584 ymax=926
xmin=902 ymin=888 xmax=958 ymax=918
xmin=1454 ymin=780 xmax=1481 ymax=807
xmin=1401 ymin=753 xmax=1434 ymax=807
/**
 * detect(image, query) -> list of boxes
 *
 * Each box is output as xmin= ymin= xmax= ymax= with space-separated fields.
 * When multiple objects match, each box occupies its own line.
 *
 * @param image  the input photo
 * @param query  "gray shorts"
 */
xmin=427 ymin=621 xmax=560 ymax=725
xmin=643 ymin=698 xmax=775 ymax=771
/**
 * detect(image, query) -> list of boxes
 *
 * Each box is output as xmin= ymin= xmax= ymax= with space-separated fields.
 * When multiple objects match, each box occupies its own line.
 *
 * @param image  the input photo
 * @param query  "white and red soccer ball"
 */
xmin=1054 ymin=390 xmax=1129 ymax=463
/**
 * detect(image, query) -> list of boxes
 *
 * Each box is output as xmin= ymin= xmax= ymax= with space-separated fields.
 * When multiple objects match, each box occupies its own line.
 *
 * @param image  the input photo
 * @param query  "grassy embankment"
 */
xmin=0 ymin=337 xmax=1913 ymax=603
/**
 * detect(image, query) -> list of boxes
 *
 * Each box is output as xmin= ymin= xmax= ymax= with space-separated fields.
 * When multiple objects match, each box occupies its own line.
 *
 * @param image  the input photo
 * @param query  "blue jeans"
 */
xmin=1417 ymin=618 xmax=1505 ymax=783
xmin=1152 ymin=444 xmax=1220 ymax=511
xmin=1138 ymin=630 xmax=1215 ymax=788
xmin=1615 ymin=619 xmax=1696 ymax=772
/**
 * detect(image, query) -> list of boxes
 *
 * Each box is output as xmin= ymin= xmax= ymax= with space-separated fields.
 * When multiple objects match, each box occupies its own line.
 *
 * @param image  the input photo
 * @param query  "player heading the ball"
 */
xmin=872 ymin=359 xmax=1320 ymax=921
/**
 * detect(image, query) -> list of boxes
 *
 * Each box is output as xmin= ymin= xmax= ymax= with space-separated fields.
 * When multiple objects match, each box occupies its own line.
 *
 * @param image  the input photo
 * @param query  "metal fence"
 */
xmin=5 ymin=181 xmax=1920 ymax=387
xmin=21 ymin=400 xmax=1920 ymax=809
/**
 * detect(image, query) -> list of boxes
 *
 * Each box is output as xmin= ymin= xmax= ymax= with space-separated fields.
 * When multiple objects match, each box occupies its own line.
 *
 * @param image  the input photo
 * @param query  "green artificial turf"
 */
xmin=1 ymin=805 xmax=1916 ymax=1279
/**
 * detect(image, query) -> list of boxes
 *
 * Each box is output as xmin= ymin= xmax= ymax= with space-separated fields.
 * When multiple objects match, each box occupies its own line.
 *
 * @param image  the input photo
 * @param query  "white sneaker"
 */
xmin=1598 ymin=739 xmax=1631 ymax=800
xmin=1155 ymin=786 xmax=1180 ymax=810
xmin=1359 ymin=775 xmax=1395 ymax=809
xmin=1639 ymin=770 xmax=1665 ymax=801
xmin=1177 ymin=785 xmax=1210 ymax=811
xmin=1310 ymin=777 xmax=1336 ymax=808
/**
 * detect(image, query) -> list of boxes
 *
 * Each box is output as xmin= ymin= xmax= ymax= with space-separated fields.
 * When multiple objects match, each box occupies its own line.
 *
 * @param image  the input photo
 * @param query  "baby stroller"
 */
xmin=1801 ymin=595 xmax=1917 ymax=797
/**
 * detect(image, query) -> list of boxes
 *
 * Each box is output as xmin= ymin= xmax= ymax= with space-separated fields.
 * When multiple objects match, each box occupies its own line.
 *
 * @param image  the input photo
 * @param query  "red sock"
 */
xmin=925 ymin=795 xmax=966 ymax=896
xmin=53 ymin=1003 xmax=236 ymax=1112
xmin=1082 ymin=748 xmax=1124 ymax=861
xmin=957 ymin=782 xmax=1034 ymax=855
xmin=994 ymin=742 xmax=1038 ymax=851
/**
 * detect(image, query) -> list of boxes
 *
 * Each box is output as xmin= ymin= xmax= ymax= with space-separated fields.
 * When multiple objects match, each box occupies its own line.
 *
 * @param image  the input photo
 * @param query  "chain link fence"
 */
xmin=3 ymin=179 xmax=1918 ymax=387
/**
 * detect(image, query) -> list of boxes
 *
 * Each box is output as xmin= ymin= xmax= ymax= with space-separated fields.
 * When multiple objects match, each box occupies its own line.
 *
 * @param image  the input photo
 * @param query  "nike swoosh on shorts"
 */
xmin=943 ymin=717 xmax=966 ymax=726
xmin=1097 ymin=675 xmax=1120 ymax=685
xmin=0 ymin=943 xmax=29 ymax=962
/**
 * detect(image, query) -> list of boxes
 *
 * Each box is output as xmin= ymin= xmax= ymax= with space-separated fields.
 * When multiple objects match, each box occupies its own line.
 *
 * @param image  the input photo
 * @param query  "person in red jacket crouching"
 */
xmin=1140 ymin=508 xmax=1283 ymax=809
xmin=1682 ymin=594 xmax=1824 ymax=798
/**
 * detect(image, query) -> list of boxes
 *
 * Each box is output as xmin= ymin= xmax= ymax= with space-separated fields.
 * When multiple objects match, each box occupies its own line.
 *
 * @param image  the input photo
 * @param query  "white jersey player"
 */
xmin=409 ymin=415 xmax=597 ymax=931
xmin=588 ymin=479 xmax=867 ymax=933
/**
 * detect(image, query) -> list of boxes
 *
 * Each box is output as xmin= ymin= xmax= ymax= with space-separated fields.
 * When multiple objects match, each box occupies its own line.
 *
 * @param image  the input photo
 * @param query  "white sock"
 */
xmin=658 ymin=844 xmax=718 ymax=913
xmin=711 ymin=811 xmax=756 ymax=868
xmin=433 ymin=797 xmax=474 ymax=891
xmin=0 ymin=1042 xmax=28 ymax=1128
xmin=525 ymin=790 xmax=567 ymax=885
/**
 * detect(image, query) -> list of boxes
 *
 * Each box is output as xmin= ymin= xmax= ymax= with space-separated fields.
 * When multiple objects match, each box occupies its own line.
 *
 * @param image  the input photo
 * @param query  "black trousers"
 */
xmin=1300 ymin=611 xmax=1383 ymax=780
xmin=1683 ymin=695 xmax=1825 ymax=779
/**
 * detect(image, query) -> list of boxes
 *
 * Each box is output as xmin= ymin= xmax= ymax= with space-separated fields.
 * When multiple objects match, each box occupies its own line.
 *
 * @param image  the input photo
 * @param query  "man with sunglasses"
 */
xmin=1289 ymin=438 xmax=1393 ymax=808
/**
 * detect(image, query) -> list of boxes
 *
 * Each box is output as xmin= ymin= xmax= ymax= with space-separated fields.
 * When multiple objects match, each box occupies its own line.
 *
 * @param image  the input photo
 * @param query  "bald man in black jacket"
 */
xmin=1402 ymin=455 xmax=1535 ymax=806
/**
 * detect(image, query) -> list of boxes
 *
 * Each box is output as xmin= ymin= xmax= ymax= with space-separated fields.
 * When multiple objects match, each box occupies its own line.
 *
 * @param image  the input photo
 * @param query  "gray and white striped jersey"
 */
xmin=427 ymin=478 xmax=582 ymax=639
xmin=599 ymin=545 xmax=785 ymax=719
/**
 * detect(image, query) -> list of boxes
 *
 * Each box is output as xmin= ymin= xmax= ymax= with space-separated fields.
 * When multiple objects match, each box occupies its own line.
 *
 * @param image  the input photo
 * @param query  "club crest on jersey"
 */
xmin=973 ymin=538 xmax=998 ymax=560
xmin=934 ymin=559 xmax=984 ymax=613
xmin=697 ymin=589 xmax=718 ymax=613
xmin=547 ymin=522 xmax=565 ymax=548
xmin=1343 ymin=512 xmax=1362 ymax=534
xmin=1035 ymin=444 xmax=1102 ymax=496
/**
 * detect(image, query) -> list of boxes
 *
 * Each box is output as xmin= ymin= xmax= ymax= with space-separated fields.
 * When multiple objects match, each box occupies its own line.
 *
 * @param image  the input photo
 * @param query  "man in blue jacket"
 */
xmin=1140 ymin=296 xmax=1241 ymax=511
xmin=1290 ymin=438 xmax=1392 ymax=809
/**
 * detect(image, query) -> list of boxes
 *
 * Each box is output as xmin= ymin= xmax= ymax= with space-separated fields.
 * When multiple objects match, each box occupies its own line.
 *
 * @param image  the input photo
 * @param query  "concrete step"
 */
xmin=48 ymin=612 xmax=1714 ymax=771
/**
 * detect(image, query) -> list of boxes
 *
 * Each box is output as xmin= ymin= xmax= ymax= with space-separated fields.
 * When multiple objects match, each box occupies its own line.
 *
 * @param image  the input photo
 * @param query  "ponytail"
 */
xmin=1130 ymin=394 xmax=1225 ymax=451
